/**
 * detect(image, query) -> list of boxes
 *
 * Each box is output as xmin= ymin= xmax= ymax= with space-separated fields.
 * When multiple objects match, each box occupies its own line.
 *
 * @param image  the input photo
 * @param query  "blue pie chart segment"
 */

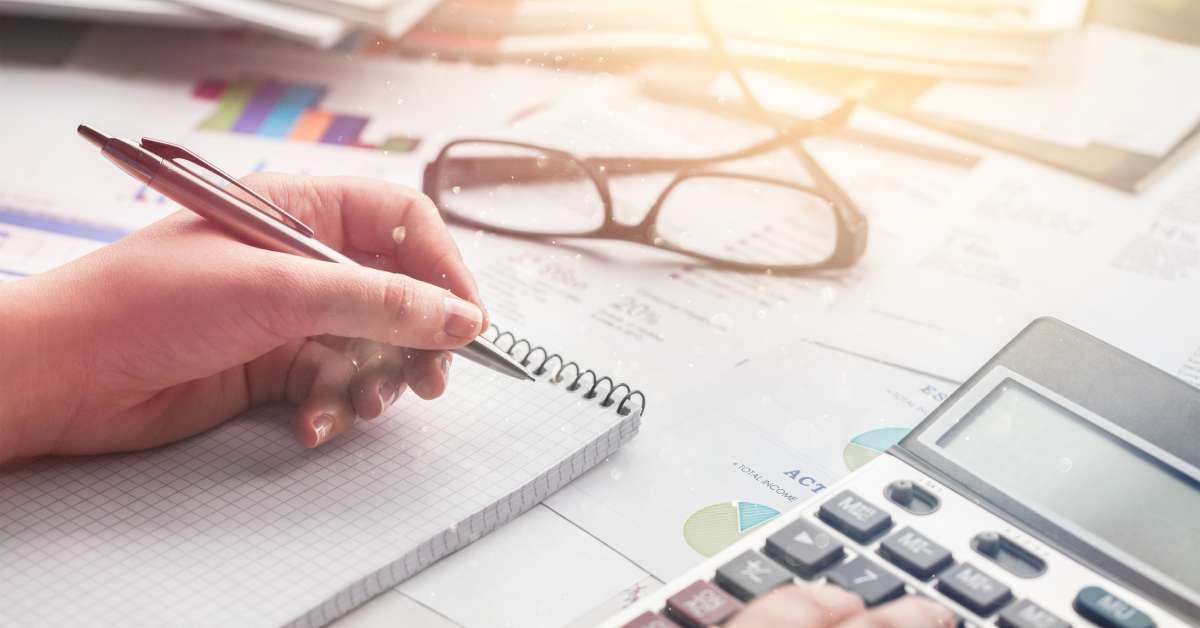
xmin=844 ymin=427 xmax=910 ymax=471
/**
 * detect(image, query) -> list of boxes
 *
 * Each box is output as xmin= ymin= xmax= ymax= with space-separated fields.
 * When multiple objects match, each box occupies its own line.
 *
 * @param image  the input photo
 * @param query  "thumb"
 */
xmin=255 ymin=255 xmax=484 ymax=350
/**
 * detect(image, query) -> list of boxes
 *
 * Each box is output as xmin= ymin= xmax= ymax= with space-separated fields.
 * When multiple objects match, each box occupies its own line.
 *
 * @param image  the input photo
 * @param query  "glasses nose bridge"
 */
xmin=594 ymin=218 xmax=656 ymax=243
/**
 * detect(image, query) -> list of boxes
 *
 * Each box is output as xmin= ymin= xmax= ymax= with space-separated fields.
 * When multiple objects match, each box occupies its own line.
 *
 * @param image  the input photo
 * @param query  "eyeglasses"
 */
xmin=421 ymin=1 xmax=869 ymax=274
xmin=422 ymin=105 xmax=868 ymax=273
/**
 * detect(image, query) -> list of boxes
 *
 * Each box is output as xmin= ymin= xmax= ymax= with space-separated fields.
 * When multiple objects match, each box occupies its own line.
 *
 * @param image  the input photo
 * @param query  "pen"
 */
xmin=77 ymin=124 xmax=533 ymax=382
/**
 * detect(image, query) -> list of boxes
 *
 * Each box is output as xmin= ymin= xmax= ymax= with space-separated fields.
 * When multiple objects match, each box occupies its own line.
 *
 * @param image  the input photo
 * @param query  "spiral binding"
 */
xmin=482 ymin=325 xmax=646 ymax=417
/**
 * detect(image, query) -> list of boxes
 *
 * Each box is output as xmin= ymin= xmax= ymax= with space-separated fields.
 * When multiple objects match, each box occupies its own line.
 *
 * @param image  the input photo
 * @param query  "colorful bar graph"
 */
xmin=232 ymin=81 xmax=288 ymax=135
xmin=259 ymin=85 xmax=325 ymax=138
xmin=195 ymin=77 xmax=420 ymax=156
xmin=199 ymin=78 xmax=256 ymax=133
xmin=321 ymin=114 xmax=368 ymax=146
xmin=289 ymin=109 xmax=334 ymax=142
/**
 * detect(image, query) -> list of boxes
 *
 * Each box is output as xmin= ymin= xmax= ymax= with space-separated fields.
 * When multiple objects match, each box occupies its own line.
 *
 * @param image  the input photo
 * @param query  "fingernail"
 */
xmin=378 ymin=381 xmax=400 ymax=407
xmin=391 ymin=226 xmax=407 ymax=245
xmin=312 ymin=413 xmax=335 ymax=446
xmin=441 ymin=353 xmax=452 ymax=376
xmin=443 ymin=297 xmax=482 ymax=339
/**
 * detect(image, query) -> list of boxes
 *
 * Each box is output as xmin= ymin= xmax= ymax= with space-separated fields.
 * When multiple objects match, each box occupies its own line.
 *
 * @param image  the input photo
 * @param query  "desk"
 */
xmin=2 ymin=8 xmax=1199 ymax=627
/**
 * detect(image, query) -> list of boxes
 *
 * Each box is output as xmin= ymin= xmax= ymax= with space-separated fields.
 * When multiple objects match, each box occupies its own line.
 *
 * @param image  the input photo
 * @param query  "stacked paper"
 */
xmin=401 ymin=0 xmax=1089 ymax=82
xmin=0 ymin=0 xmax=441 ymax=48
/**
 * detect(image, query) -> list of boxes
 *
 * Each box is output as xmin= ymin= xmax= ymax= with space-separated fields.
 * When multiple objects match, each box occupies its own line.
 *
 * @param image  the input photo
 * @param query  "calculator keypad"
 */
xmin=878 ymin=526 xmax=954 ymax=580
xmin=713 ymin=549 xmax=795 ymax=601
xmin=825 ymin=556 xmax=907 ymax=607
xmin=607 ymin=455 xmax=1177 ymax=628
xmin=997 ymin=599 xmax=1072 ymax=628
xmin=664 ymin=580 xmax=743 ymax=627
xmin=817 ymin=490 xmax=893 ymax=542
xmin=1073 ymin=586 xmax=1155 ymax=628
xmin=936 ymin=562 xmax=1013 ymax=616
xmin=764 ymin=519 xmax=844 ymax=577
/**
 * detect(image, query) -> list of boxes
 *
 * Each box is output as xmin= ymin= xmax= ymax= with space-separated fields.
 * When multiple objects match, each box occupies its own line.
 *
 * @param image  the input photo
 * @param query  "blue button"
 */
xmin=1073 ymin=586 xmax=1154 ymax=628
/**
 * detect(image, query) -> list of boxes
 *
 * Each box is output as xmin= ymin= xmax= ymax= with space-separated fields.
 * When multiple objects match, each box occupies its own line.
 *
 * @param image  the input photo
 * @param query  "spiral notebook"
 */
xmin=0 ymin=328 xmax=644 ymax=627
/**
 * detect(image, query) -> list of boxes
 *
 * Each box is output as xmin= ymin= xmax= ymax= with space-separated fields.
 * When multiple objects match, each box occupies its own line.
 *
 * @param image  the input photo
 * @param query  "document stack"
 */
xmin=401 ymin=0 xmax=1089 ymax=83
xmin=0 ymin=0 xmax=441 ymax=48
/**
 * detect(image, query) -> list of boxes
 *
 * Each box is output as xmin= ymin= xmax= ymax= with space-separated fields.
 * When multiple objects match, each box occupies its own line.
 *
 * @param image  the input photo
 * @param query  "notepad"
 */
xmin=0 ymin=329 xmax=643 ymax=627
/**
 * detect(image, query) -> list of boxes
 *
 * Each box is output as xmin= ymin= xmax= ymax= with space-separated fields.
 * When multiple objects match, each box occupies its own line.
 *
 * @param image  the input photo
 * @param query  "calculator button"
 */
xmin=1073 ymin=586 xmax=1155 ymax=628
xmin=714 ymin=549 xmax=795 ymax=601
xmin=665 ymin=580 xmax=744 ymax=628
xmin=765 ymin=519 xmax=845 ymax=577
xmin=935 ymin=563 xmax=1012 ymax=616
xmin=825 ymin=556 xmax=906 ymax=607
xmin=818 ymin=490 xmax=893 ymax=542
xmin=878 ymin=526 xmax=953 ymax=580
xmin=997 ymin=599 xmax=1071 ymax=628
xmin=620 ymin=611 xmax=682 ymax=628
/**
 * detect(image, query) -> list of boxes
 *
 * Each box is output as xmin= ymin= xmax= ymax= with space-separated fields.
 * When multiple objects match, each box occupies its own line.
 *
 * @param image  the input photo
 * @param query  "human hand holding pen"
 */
xmin=0 ymin=173 xmax=487 ymax=465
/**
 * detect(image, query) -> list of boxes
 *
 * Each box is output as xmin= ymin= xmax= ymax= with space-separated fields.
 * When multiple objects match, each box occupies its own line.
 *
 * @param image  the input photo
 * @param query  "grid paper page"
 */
xmin=0 ymin=357 xmax=641 ymax=627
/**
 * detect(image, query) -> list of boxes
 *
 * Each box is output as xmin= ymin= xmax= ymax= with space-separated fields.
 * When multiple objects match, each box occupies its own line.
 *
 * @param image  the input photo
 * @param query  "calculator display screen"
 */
xmin=936 ymin=380 xmax=1200 ymax=592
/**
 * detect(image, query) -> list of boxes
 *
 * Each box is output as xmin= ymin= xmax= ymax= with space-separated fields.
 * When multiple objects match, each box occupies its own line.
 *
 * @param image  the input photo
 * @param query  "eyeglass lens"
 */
xmin=435 ymin=141 xmax=605 ymax=235
xmin=434 ymin=141 xmax=838 ymax=267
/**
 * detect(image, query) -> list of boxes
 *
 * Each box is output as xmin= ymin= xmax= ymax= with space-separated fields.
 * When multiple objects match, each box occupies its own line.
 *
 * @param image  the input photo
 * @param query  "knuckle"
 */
xmin=380 ymin=274 xmax=414 ymax=322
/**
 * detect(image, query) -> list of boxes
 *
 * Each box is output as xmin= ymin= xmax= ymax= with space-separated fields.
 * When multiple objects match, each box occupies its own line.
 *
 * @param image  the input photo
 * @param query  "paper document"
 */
xmin=268 ymin=0 xmax=439 ymax=37
xmin=0 ymin=205 xmax=125 ymax=280
xmin=165 ymin=0 xmax=350 ymax=48
xmin=811 ymin=152 xmax=1200 ymax=383
xmin=915 ymin=25 xmax=1200 ymax=156
xmin=544 ymin=341 xmax=953 ymax=579
xmin=0 ymin=0 xmax=220 ymax=25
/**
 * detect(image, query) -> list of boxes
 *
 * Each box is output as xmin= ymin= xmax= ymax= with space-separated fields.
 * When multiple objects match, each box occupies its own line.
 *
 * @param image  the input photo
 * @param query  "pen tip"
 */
xmin=77 ymin=124 xmax=108 ymax=148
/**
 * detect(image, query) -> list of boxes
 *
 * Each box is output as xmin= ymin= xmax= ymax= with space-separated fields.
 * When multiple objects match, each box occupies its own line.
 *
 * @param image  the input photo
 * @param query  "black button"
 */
xmin=825 ymin=556 xmax=906 ymax=607
xmin=935 ymin=562 xmax=1012 ymax=616
xmin=997 ymin=599 xmax=1071 ymax=628
xmin=818 ymin=490 xmax=892 ymax=542
xmin=1073 ymin=586 xmax=1155 ymax=628
xmin=714 ymin=549 xmax=795 ymax=601
xmin=878 ymin=526 xmax=953 ymax=580
xmin=764 ymin=519 xmax=845 ymax=577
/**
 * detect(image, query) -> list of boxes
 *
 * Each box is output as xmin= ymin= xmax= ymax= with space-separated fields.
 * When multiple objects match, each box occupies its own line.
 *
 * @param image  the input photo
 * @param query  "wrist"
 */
xmin=0 ymin=274 xmax=82 ymax=464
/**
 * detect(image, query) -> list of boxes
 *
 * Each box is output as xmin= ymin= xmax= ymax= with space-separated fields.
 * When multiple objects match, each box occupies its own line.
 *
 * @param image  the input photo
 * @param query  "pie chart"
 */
xmin=843 ymin=427 xmax=910 ymax=471
xmin=683 ymin=501 xmax=780 ymax=557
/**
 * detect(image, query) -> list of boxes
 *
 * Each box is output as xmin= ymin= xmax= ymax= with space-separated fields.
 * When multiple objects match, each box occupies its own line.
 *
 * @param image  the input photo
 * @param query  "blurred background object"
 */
xmin=4 ymin=0 xmax=1200 ymax=191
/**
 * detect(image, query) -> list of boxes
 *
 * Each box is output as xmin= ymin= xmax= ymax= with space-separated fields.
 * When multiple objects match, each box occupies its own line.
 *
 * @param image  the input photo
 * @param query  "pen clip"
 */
xmin=139 ymin=137 xmax=316 ymax=239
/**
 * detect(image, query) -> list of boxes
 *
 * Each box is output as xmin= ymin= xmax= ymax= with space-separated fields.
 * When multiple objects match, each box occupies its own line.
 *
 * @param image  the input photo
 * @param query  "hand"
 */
xmin=727 ymin=584 xmax=956 ymax=628
xmin=0 ymin=174 xmax=487 ymax=465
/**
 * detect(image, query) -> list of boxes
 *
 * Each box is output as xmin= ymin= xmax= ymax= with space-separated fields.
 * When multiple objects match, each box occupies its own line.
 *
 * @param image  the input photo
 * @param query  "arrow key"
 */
xmin=826 ymin=556 xmax=906 ymax=607
xmin=765 ymin=519 xmax=845 ymax=578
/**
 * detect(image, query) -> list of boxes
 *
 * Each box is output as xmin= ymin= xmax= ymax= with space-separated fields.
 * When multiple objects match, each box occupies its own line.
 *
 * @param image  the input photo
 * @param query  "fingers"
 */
xmin=834 ymin=596 xmax=956 ymax=628
xmin=406 ymin=351 xmax=452 ymax=400
xmin=334 ymin=176 xmax=483 ymax=307
xmin=238 ymin=173 xmax=485 ymax=318
xmin=728 ymin=584 xmax=864 ymax=628
xmin=289 ymin=341 xmax=359 ymax=448
xmin=250 ymin=252 xmax=484 ymax=350
xmin=729 ymin=584 xmax=955 ymax=628
xmin=348 ymin=342 xmax=408 ymax=420
xmin=282 ymin=336 xmax=453 ymax=448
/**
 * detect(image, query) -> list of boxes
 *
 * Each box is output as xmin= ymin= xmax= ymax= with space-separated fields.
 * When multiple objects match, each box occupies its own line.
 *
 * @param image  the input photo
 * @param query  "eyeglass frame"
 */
xmin=421 ymin=104 xmax=869 ymax=274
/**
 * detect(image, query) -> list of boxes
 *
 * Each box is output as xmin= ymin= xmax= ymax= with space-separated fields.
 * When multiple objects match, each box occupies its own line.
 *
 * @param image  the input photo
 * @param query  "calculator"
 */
xmin=603 ymin=318 xmax=1199 ymax=628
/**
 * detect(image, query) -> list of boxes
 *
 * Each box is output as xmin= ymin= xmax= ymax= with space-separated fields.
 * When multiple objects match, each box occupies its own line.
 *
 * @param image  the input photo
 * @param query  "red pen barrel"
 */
xmin=149 ymin=160 xmax=352 ymax=264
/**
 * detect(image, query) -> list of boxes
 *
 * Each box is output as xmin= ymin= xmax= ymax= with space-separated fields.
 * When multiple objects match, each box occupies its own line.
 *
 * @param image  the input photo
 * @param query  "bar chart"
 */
xmin=193 ymin=78 xmax=421 ymax=154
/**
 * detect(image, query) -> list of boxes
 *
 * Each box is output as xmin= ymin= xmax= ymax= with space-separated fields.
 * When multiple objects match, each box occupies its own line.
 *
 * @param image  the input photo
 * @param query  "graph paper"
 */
xmin=0 ymin=355 xmax=641 ymax=627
